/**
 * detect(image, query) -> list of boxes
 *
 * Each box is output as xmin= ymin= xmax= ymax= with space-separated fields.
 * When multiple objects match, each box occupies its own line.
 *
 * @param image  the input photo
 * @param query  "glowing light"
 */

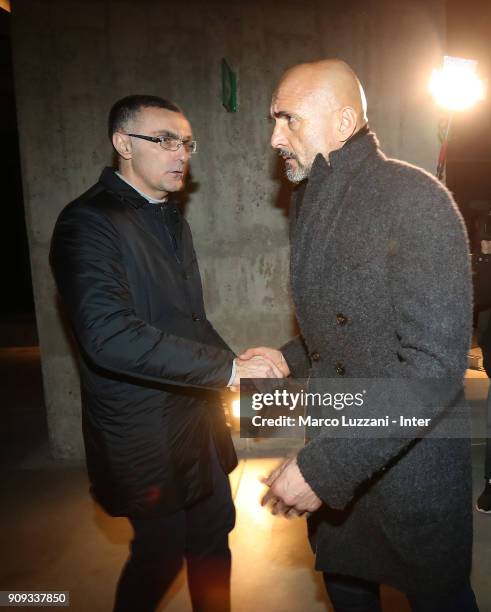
xmin=232 ymin=399 xmax=240 ymax=418
xmin=429 ymin=56 xmax=486 ymax=111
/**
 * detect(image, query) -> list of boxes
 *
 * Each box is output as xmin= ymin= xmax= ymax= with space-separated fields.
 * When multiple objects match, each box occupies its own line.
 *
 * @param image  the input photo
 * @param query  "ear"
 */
xmin=112 ymin=132 xmax=133 ymax=160
xmin=337 ymin=107 xmax=357 ymax=142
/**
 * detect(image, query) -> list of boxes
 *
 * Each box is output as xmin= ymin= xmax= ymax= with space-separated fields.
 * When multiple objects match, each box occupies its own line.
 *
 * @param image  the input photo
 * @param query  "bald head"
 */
xmin=276 ymin=60 xmax=367 ymax=124
xmin=270 ymin=59 xmax=368 ymax=182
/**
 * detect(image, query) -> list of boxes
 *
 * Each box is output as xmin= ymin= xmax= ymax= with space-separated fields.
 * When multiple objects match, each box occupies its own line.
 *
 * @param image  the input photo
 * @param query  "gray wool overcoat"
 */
xmin=281 ymin=131 xmax=474 ymax=599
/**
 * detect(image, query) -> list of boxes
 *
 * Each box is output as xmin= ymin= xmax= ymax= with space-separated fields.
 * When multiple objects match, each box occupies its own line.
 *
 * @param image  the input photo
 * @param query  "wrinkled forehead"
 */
xmin=135 ymin=106 xmax=192 ymax=137
xmin=271 ymin=72 xmax=333 ymax=115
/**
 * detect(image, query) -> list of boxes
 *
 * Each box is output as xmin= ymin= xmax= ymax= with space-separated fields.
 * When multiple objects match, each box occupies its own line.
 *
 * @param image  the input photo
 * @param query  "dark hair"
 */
xmin=107 ymin=95 xmax=181 ymax=140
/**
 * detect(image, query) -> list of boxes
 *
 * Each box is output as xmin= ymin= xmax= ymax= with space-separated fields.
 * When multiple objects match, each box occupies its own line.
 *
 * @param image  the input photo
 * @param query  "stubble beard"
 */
xmin=278 ymin=149 xmax=311 ymax=184
xmin=285 ymin=162 xmax=310 ymax=183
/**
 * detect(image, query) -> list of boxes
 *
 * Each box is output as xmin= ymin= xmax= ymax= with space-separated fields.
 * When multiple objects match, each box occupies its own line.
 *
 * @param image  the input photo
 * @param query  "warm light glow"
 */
xmin=0 ymin=0 xmax=11 ymax=12
xmin=429 ymin=56 xmax=486 ymax=111
xmin=233 ymin=460 xmax=279 ymax=526
xmin=232 ymin=399 xmax=240 ymax=418
xmin=236 ymin=470 xmax=268 ymax=524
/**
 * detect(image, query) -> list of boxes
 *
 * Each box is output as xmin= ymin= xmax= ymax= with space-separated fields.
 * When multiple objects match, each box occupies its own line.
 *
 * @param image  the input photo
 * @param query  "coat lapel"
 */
xmin=289 ymin=133 xmax=386 ymax=321
xmin=291 ymin=154 xmax=349 ymax=290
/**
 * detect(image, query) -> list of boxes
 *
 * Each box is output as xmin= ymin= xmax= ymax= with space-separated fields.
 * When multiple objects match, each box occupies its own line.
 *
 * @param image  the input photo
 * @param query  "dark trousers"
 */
xmin=323 ymin=573 xmax=479 ymax=612
xmin=484 ymin=384 xmax=491 ymax=479
xmin=114 ymin=442 xmax=235 ymax=612
xmin=478 ymin=309 xmax=491 ymax=478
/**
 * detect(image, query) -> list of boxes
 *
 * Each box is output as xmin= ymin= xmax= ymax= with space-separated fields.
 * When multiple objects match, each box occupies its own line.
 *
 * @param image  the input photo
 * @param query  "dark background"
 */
xmin=446 ymin=0 xmax=491 ymax=243
xmin=0 ymin=7 xmax=32 ymax=315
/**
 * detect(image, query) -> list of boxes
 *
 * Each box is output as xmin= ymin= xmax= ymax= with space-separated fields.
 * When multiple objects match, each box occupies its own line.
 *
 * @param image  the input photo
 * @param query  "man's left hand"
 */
xmin=261 ymin=457 xmax=322 ymax=517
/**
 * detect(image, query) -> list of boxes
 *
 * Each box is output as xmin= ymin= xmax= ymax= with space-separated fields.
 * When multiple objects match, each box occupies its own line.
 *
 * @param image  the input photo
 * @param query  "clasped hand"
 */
xmin=261 ymin=457 xmax=322 ymax=519
xmin=231 ymin=346 xmax=290 ymax=389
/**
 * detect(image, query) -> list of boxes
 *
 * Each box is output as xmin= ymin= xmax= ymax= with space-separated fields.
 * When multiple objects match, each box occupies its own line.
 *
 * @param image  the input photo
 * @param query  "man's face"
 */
xmin=125 ymin=106 xmax=193 ymax=196
xmin=270 ymin=76 xmax=340 ymax=183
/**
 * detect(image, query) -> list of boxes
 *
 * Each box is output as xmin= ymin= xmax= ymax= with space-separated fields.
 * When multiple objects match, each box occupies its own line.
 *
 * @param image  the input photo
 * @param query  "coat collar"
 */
xmin=290 ymin=129 xmax=381 ymax=288
xmin=99 ymin=167 xmax=148 ymax=208
xmin=310 ymin=127 xmax=380 ymax=177
xmin=98 ymin=166 xmax=180 ymax=210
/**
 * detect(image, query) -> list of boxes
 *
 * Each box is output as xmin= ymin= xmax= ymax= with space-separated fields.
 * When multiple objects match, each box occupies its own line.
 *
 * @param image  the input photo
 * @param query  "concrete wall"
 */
xmin=11 ymin=0 xmax=445 ymax=458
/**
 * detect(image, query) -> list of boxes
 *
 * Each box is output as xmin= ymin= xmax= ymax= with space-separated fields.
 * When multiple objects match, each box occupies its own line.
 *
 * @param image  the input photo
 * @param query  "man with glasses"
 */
xmin=50 ymin=95 xmax=282 ymax=611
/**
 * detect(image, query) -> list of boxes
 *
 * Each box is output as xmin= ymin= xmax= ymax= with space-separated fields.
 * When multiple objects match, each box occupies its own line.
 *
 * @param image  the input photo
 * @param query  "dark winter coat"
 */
xmin=50 ymin=168 xmax=237 ymax=518
xmin=281 ymin=131 xmax=474 ymax=598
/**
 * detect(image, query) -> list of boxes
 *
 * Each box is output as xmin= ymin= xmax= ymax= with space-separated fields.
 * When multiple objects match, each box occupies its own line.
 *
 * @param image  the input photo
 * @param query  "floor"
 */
xmin=1 ymin=346 xmax=490 ymax=611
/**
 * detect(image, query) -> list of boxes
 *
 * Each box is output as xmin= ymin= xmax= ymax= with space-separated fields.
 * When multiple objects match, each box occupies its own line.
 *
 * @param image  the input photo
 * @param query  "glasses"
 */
xmin=126 ymin=133 xmax=197 ymax=154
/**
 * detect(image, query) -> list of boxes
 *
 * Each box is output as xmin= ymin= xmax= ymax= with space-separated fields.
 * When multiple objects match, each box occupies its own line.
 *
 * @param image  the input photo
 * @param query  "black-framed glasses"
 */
xmin=126 ymin=133 xmax=197 ymax=154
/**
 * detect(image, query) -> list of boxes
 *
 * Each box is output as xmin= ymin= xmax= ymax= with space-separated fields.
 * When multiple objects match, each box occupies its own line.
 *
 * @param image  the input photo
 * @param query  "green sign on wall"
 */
xmin=221 ymin=59 xmax=237 ymax=113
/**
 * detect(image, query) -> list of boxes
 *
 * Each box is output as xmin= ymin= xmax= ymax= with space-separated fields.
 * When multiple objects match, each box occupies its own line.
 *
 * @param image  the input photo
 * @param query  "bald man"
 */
xmin=242 ymin=61 xmax=479 ymax=610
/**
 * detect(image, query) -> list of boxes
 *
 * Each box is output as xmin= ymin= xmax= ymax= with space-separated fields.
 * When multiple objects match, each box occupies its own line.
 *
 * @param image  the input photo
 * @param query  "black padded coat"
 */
xmin=50 ymin=168 xmax=237 ymax=518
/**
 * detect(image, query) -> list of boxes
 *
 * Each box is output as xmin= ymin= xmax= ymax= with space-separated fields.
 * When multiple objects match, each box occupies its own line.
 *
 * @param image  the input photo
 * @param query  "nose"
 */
xmin=176 ymin=145 xmax=191 ymax=164
xmin=271 ymin=122 xmax=286 ymax=149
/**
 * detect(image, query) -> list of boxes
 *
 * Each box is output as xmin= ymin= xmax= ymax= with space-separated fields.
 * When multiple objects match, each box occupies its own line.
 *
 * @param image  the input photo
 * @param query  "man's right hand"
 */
xmin=239 ymin=346 xmax=290 ymax=377
xmin=231 ymin=355 xmax=284 ymax=389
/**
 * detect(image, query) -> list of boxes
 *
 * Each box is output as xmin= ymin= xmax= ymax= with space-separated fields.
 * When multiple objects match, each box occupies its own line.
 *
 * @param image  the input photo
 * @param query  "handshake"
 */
xmin=230 ymin=346 xmax=290 ymax=390
xmin=227 ymin=348 xmax=323 ymax=517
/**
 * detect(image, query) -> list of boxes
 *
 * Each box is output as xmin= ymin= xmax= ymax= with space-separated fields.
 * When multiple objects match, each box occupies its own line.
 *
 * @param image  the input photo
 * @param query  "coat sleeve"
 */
xmin=281 ymin=335 xmax=311 ymax=378
xmin=50 ymin=203 xmax=234 ymax=390
xmin=296 ymin=171 xmax=472 ymax=510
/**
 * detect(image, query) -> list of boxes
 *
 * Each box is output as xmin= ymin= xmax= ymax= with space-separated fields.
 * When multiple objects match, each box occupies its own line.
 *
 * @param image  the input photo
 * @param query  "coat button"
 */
xmin=336 ymin=313 xmax=348 ymax=326
xmin=311 ymin=351 xmax=320 ymax=362
xmin=192 ymin=313 xmax=202 ymax=321
xmin=335 ymin=362 xmax=346 ymax=376
xmin=182 ymin=272 xmax=189 ymax=280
